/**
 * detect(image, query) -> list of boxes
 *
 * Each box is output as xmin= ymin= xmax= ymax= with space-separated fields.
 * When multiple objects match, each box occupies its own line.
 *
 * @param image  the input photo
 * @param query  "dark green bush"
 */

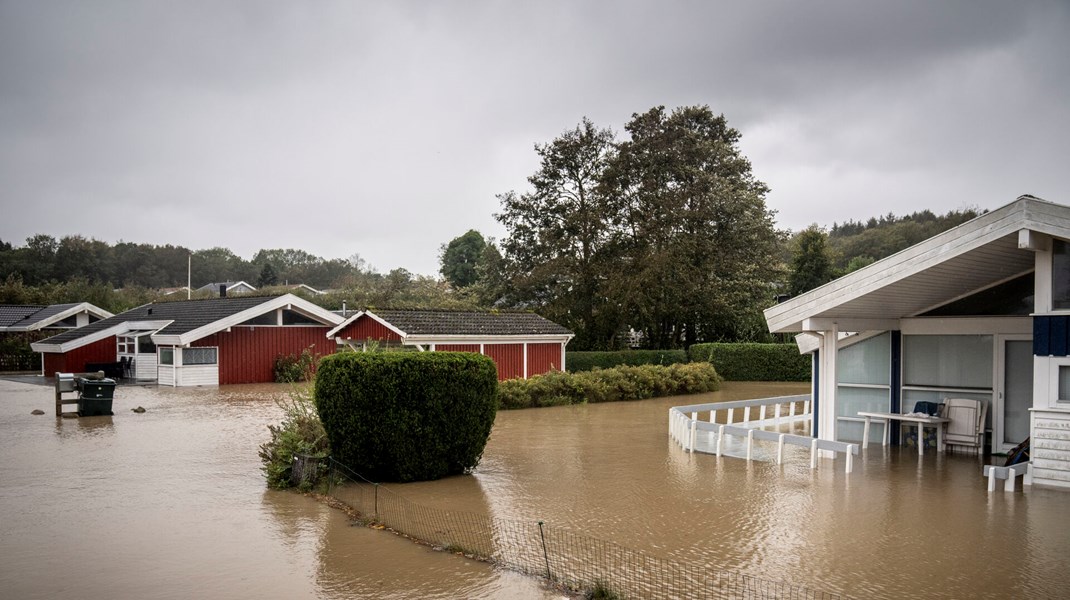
xmin=566 ymin=349 xmax=689 ymax=372
xmin=687 ymin=343 xmax=810 ymax=381
xmin=273 ymin=346 xmax=317 ymax=383
xmin=498 ymin=362 xmax=721 ymax=409
xmin=259 ymin=386 xmax=331 ymax=491
xmin=314 ymin=352 xmax=498 ymax=482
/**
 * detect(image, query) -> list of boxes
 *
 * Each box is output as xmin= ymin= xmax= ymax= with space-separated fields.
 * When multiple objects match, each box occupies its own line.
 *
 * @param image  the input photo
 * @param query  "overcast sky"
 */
xmin=1 ymin=1 xmax=1067 ymax=277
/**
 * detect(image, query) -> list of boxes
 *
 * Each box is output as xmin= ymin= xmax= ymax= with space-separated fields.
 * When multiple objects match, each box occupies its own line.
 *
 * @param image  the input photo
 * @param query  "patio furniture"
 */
xmin=944 ymin=398 xmax=987 ymax=453
xmin=859 ymin=411 xmax=950 ymax=455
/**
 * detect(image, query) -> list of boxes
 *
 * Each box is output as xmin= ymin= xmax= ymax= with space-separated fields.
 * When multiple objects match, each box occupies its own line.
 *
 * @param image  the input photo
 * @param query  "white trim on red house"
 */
xmin=325 ymin=310 xmax=408 ymax=339
xmin=154 ymin=294 xmax=343 ymax=347
xmin=8 ymin=302 xmax=114 ymax=332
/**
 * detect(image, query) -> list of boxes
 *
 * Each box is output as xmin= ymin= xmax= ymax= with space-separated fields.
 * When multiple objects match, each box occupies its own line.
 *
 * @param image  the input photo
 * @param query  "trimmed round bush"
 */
xmin=314 ymin=352 xmax=498 ymax=482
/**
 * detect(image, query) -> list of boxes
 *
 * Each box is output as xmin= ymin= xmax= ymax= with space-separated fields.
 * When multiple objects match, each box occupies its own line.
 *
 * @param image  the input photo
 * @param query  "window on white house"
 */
xmin=1054 ymin=239 xmax=1070 ymax=310
xmin=159 ymin=348 xmax=174 ymax=365
xmin=183 ymin=347 xmax=218 ymax=365
xmin=1059 ymin=365 xmax=1070 ymax=402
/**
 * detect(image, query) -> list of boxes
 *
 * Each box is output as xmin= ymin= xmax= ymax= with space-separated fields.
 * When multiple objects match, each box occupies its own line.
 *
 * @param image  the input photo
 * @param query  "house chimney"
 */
xmin=342 ymin=301 xmax=347 ymax=317
xmin=220 ymin=284 xmax=227 ymax=297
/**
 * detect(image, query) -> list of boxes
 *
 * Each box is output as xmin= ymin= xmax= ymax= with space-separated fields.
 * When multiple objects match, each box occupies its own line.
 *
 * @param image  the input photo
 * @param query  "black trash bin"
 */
xmin=77 ymin=378 xmax=116 ymax=416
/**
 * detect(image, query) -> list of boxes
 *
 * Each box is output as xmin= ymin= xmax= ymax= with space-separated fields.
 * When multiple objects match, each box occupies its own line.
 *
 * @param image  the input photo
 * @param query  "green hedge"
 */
xmin=314 ymin=352 xmax=498 ymax=482
xmin=566 ymin=349 xmax=689 ymax=372
xmin=498 ymin=362 xmax=721 ymax=409
xmin=687 ymin=343 xmax=810 ymax=381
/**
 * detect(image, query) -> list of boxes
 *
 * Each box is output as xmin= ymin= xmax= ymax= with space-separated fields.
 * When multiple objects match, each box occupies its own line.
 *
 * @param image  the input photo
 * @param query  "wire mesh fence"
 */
xmin=326 ymin=457 xmax=847 ymax=600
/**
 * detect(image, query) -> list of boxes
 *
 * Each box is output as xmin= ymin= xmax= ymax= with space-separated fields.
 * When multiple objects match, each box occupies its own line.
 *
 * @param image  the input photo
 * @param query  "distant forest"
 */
xmin=826 ymin=207 xmax=982 ymax=270
xmin=0 ymin=206 xmax=981 ymax=317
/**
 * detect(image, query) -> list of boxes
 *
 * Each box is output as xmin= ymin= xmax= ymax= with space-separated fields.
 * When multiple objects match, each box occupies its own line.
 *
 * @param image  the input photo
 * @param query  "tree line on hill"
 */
xmin=1 ymin=103 xmax=982 ymax=349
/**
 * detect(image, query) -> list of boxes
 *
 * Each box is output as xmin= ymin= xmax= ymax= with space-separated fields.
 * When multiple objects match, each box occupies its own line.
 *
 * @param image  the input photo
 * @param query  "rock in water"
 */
xmin=31 ymin=409 xmax=45 ymax=415
xmin=132 ymin=406 xmax=146 ymax=413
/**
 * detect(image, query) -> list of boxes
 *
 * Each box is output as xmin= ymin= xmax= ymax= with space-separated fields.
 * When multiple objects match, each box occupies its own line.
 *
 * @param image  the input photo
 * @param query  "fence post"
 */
xmin=760 ymin=405 xmax=767 ymax=422
xmin=746 ymin=429 xmax=754 ymax=461
xmin=726 ymin=408 xmax=734 ymax=425
xmin=743 ymin=406 xmax=751 ymax=423
xmin=846 ymin=446 xmax=854 ymax=474
xmin=790 ymin=401 xmax=796 ymax=418
xmin=775 ymin=403 xmax=781 ymax=426
xmin=716 ymin=424 xmax=725 ymax=457
xmin=689 ymin=420 xmax=697 ymax=453
xmin=777 ymin=433 xmax=785 ymax=464
xmin=538 ymin=521 xmax=552 ymax=581
xmin=810 ymin=439 xmax=819 ymax=470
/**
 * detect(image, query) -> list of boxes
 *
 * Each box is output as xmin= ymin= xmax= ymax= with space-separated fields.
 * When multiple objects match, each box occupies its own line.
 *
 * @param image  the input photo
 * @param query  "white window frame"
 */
xmin=182 ymin=347 xmax=218 ymax=366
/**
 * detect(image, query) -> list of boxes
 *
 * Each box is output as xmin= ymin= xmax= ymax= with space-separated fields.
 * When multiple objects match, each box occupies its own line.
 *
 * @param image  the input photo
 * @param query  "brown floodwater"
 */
xmin=1 ymin=378 xmax=1068 ymax=599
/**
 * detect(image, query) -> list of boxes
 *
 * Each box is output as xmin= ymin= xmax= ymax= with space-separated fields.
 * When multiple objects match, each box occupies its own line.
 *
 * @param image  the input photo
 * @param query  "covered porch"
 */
xmin=764 ymin=196 xmax=1070 ymax=489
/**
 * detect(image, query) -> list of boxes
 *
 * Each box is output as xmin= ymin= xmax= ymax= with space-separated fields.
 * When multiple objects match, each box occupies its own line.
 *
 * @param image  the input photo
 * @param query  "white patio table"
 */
xmin=857 ymin=411 xmax=950 ymax=456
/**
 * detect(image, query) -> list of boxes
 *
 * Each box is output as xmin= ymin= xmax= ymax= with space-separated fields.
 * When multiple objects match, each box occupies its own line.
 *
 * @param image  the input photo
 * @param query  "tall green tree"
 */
xmin=605 ymin=105 xmax=782 ymax=347
xmin=439 ymin=230 xmax=487 ymax=288
xmin=788 ymin=225 xmax=835 ymax=296
xmin=495 ymin=118 xmax=621 ymax=348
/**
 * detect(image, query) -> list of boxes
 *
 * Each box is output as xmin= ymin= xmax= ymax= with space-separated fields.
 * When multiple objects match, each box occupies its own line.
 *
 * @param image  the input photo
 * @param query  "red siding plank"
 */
xmin=193 ymin=326 xmax=335 ymax=385
xmin=526 ymin=342 xmax=563 ymax=377
xmin=437 ymin=344 xmax=480 ymax=353
xmin=46 ymin=336 xmax=117 ymax=374
xmin=335 ymin=316 xmax=401 ymax=343
xmin=483 ymin=343 xmax=524 ymax=381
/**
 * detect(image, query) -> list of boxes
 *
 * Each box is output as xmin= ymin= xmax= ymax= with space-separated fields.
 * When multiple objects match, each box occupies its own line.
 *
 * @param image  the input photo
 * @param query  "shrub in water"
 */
xmin=498 ymin=362 xmax=720 ymax=409
xmin=273 ymin=346 xmax=318 ymax=383
xmin=687 ymin=343 xmax=810 ymax=381
xmin=259 ymin=386 xmax=330 ymax=490
xmin=567 ymin=349 xmax=689 ymax=372
xmin=314 ymin=352 xmax=498 ymax=482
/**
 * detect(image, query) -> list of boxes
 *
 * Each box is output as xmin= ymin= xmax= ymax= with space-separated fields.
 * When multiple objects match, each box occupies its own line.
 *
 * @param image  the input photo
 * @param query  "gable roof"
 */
xmin=327 ymin=308 xmax=574 ymax=341
xmin=765 ymin=195 xmax=1070 ymax=333
xmin=0 ymin=303 xmax=113 ymax=332
xmin=196 ymin=281 xmax=257 ymax=293
xmin=0 ymin=305 xmax=45 ymax=329
xmin=32 ymin=294 xmax=343 ymax=353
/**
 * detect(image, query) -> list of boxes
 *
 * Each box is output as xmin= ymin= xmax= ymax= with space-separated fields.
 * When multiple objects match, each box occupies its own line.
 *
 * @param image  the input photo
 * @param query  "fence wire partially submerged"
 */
xmin=326 ymin=458 xmax=847 ymax=600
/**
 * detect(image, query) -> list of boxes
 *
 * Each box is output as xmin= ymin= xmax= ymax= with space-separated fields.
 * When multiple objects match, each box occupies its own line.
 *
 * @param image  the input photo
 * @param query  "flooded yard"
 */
xmin=1 ymin=377 xmax=1067 ymax=599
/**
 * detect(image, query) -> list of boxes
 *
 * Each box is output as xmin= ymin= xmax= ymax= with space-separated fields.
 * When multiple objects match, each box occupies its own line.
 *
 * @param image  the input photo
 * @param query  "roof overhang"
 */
xmin=31 ymin=320 xmax=173 ymax=353
xmin=9 ymin=302 xmax=114 ymax=332
xmin=403 ymin=334 xmax=575 ymax=345
xmin=154 ymin=293 xmax=344 ymax=346
xmin=765 ymin=196 xmax=1069 ymax=334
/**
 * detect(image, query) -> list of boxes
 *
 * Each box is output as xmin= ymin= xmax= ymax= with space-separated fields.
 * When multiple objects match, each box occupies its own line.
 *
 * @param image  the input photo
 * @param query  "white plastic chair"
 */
xmin=943 ymin=398 xmax=987 ymax=453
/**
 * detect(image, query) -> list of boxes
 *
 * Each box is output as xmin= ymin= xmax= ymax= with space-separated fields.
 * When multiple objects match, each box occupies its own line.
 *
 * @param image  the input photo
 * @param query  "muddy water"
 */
xmin=2 ymin=379 xmax=1068 ymax=599
xmin=0 ymin=379 xmax=554 ymax=600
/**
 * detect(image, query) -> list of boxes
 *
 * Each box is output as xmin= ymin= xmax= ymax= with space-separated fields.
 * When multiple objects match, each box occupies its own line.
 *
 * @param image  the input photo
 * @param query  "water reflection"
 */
xmin=2 ymin=377 xmax=1068 ymax=599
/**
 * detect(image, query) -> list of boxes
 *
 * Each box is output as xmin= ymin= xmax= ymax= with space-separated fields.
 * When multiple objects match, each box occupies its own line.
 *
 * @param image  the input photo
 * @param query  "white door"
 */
xmin=995 ymin=336 xmax=1033 ymax=454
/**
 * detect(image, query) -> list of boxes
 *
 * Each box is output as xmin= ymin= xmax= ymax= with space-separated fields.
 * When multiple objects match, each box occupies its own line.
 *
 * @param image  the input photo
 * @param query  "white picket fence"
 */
xmin=668 ymin=394 xmax=859 ymax=473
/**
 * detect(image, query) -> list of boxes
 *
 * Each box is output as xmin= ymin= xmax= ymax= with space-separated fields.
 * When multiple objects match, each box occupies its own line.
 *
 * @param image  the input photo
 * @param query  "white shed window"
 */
xmin=1059 ymin=364 xmax=1070 ymax=403
xmin=183 ymin=348 xmax=218 ymax=365
xmin=159 ymin=348 xmax=174 ymax=365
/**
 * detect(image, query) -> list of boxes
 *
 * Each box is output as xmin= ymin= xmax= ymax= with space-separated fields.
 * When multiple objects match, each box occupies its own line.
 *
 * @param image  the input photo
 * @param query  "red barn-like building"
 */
xmin=327 ymin=309 xmax=574 ymax=380
xmin=32 ymin=294 xmax=342 ymax=385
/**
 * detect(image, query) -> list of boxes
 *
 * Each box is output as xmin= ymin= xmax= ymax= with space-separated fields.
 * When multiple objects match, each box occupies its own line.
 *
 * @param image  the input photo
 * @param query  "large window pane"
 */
xmin=183 ymin=347 xmax=217 ymax=365
xmin=837 ymin=333 xmax=890 ymax=385
xmin=1059 ymin=365 xmax=1070 ymax=402
xmin=903 ymin=335 xmax=992 ymax=389
xmin=1054 ymin=239 xmax=1070 ymax=310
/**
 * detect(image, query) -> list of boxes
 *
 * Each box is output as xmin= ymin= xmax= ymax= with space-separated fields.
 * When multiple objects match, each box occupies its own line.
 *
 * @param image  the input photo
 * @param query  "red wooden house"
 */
xmin=32 ymin=294 xmax=342 ymax=385
xmin=326 ymin=309 xmax=574 ymax=380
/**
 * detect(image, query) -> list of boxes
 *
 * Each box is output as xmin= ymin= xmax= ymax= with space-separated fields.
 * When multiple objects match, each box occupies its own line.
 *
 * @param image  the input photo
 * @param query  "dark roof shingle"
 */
xmin=368 ymin=309 xmax=572 ymax=337
xmin=36 ymin=296 xmax=281 ymax=346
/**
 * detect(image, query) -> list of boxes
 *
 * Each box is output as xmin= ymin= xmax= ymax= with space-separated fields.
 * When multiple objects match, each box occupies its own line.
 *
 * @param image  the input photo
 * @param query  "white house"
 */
xmin=764 ymin=195 xmax=1070 ymax=489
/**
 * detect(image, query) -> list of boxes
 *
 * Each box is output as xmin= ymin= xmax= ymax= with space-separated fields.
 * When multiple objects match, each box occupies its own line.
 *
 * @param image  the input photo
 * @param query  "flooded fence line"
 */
xmin=669 ymin=395 xmax=859 ymax=474
xmin=326 ymin=457 xmax=848 ymax=600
